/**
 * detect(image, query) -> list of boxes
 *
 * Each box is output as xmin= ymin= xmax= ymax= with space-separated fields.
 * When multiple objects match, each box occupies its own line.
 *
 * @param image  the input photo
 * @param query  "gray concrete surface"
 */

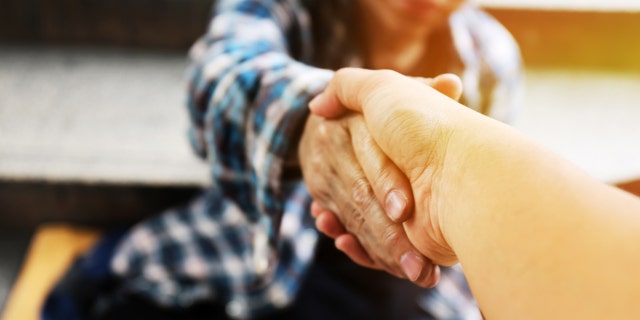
xmin=0 ymin=45 xmax=209 ymax=186
xmin=1 ymin=46 xmax=639 ymax=185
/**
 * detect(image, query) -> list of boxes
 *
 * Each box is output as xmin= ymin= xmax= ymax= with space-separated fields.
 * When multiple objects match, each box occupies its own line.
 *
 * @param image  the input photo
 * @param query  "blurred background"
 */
xmin=1 ymin=0 xmax=640 ymax=318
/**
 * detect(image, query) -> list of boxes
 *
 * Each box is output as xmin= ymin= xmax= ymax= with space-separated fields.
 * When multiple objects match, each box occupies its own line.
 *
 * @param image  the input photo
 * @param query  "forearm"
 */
xmin=308 ymin=68 xmax=640 ymax=317
xmin=443 ymin=115 xmax=640 ymax=319
xmin=186 ymin=0 xmax=333 ymax=222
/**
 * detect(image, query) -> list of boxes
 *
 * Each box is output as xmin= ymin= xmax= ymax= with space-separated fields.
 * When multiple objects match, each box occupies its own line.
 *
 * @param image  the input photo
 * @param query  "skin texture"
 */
xmin=310 ymin=68 xmax=640 ymax=319
xmin=297 ymin=0 xmax=467 ymax=286
xmin=299 ymin=74 xmax=462 ymax=286
xmin=299 ymin=112 xmax=428 ymax=282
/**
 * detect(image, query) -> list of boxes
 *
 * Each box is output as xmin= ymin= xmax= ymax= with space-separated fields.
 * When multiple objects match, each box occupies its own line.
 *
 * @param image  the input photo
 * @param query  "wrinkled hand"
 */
xmin=309 ymin=69 xmax=465 ymax=267
xmin=299 ymin=108 xmax=437 ymax=285
xmin=300 ymin=73 xmax=463 ymax=286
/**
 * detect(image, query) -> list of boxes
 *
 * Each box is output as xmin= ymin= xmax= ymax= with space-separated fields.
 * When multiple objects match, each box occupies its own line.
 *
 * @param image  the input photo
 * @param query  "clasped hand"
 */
xmin=299 ymin=69 xmax=464 ymax=287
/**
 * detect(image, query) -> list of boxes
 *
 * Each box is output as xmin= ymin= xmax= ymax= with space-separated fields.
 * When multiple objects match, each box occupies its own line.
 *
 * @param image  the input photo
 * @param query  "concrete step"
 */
xmin=0 ymin=45 xmax=209 ymax=187
xmin=0 ymin=45 xmax=203 ymax=229
xmin=2 ymin=46 xmax=639 ymax=188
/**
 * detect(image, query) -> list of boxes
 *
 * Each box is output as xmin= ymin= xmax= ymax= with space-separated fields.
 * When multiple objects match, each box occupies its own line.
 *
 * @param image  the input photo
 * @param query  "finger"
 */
xmin=303 ymin=113 xmax=434 ymax=279
xmin=334 ymin=234 xmax=382 ymax=271
xmin=415 ymin=74 xmax=463 ymax=101
xmin=429 ymin=265 xmax=441 ymax=287
xmin=315 ymin=211 xmax=347 ymax=239
xmin=430 ymin=73 xmax=463 ymax=101
xmin=320 ymin=144 xmax=401 ymax=275
xmin=408 ymin=263 xmax=440 ymax=288
xmin=420 ymin=265 xmax=441 ymax=288
xmin=335 ymin=162 xmax=404 ymax=275
xmin=308 ymin=67 xmax=372 ymax=118
xmin=310 ymin=68 xmax=459 ymax=180
xmin=300 ymin=115 xmax=348 ymax=216
xmin=348 ymin=115 xmax=414 ymax=223
xmin=310 ymin=201 xmax=324 ymax=218
xmin=333 ymin=144 xmax=431 ymax=280
xmin=301 ymin=115 xmax=400 ymax=273
xmin=309 ymin=68 xmax=458 ymax=116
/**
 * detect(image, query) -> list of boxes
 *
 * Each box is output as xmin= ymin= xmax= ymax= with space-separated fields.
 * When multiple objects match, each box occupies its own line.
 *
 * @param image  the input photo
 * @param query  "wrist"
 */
xmin=435 ymin=111 xmax=515 ymax=260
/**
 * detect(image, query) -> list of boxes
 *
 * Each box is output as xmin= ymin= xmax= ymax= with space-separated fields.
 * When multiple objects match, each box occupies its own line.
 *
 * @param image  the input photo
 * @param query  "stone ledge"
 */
xmin=0 ymin=45 xmax=209 ymax=187
xmin=1 ymin=47 xmax=639 ymax=187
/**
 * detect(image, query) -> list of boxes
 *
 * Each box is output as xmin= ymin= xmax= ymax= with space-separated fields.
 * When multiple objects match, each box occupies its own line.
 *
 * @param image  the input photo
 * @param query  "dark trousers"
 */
xmin=45 ymin=234 xmax=432 ymax=320
xmin=274 ymin=235 xmax=429 ymax=320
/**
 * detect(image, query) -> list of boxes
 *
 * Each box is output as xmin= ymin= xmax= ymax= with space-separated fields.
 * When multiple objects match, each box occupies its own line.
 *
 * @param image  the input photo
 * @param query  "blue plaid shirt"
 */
xmin=110 ymin=0 xmax=522 ymax=319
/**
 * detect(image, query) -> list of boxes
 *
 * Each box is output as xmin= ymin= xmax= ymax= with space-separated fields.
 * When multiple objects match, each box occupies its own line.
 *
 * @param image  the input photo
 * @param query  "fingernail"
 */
xmin=427 ymin=265 xmax=441 ymax=288
xmin=400 ymin=252 xmax=424 ymax=282
xmin=385 ymin=190 xmax=406 ymax=222
xmin=308 ymin=92 xmax=324 ymax=111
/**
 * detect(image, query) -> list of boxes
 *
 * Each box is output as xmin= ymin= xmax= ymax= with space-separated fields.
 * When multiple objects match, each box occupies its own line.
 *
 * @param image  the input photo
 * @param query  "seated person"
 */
xmin=43 ymin=0 xmax=521 ymax=319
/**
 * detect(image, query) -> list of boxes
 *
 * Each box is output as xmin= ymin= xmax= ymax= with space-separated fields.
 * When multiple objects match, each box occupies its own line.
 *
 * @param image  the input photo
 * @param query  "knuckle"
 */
xmin=303 ymin=165 xmax=331 ymax=200
xmin=372 ymin=169 xmax=395 ymax=194
xmin=351 ymin=177 xmax=374 ymax=208
xmin=370 ymin=69 xmax=398 ymax=83
xmin=343 ymin=207 xmax=365 ymax=234
xmin=381 ymin=226 xmax=403 ymax=251
xmin=334 ymin=67 xmax=351 ymax=79
xmin=308 ymin=188 xmax=331 ymax=206
xmin=309 ymin=117 xmax=343 ymax=145
xmin=313 ymin=122 xmax=332 ymax=144
xmin=364 ymin=70 xmax=398 ymax=97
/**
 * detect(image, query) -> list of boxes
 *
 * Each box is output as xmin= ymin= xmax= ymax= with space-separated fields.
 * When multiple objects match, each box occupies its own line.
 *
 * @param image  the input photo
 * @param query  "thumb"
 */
xmin=309 ymin=70 xmax=463 ymax=118
xmin=308 ymin=68 xmax=459 ymax=180
xmin=416 ymin=73 xmax=463 ymax=101
xmin=308 ymin=68 xmax=371 ymax=118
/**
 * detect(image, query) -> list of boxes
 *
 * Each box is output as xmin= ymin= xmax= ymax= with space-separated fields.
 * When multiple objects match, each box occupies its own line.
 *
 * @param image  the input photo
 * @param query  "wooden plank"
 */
xmin=1 ymin=225 xmax=100 ymax=320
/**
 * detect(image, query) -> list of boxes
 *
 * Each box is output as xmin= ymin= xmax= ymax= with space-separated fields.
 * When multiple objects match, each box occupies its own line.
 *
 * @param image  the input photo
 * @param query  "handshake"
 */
xmin=301 ymin=68 xmax=640 ymax=319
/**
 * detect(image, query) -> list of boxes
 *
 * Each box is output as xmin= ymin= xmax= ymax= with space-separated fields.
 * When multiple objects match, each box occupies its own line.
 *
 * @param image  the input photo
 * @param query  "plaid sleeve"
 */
xmin=451 ymin=4 xmax=523 ymax=124
xmin=111 ymin=0 xmax=331 ymax=318
xmin=470 ymin=8 xmax=523 ymax=124
xmin=186 ymin=0 xmax=333 ymax=226
xmin=111 ymin=183 xmax=319 ymax=319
